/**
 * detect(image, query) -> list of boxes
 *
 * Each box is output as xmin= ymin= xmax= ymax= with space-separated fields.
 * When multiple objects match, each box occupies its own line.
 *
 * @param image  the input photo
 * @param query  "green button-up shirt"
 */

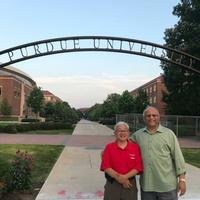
xmin=129 ymin=124 xmax=186 ymax=192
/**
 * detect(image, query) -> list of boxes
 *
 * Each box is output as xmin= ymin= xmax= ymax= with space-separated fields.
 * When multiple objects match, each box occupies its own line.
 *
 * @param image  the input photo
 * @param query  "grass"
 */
xmin=0 ymin=144 xmax=64 ymax=185
xmin=22 ymin=129 xmax=74 ymax=135
xmin=182 ymin=148 xmax=200 ymax=168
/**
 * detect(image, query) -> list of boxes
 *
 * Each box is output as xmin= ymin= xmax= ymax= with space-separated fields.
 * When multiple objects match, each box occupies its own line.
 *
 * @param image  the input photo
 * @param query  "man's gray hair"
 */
xmin=143 ymin=105 xmax=160 ymax=117
xmin=114 ymin=121 xmax=129 ymax=131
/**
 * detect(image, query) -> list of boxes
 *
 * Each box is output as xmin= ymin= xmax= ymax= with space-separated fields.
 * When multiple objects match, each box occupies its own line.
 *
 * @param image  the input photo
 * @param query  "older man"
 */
xmin=101 ymin=121 xmax=143 ymax=200
xmin=129 ymin=106 xmax=186 ymax=200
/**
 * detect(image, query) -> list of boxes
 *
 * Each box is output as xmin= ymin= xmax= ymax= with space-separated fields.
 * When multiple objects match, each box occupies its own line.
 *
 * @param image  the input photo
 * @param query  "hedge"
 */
xmin=0 ymin=122 xmax=72 ymax=133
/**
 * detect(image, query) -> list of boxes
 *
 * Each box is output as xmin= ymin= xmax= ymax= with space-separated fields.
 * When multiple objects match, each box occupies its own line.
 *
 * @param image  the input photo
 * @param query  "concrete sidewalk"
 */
xmin=36 ymin=119 xmax=200 ymax=200
xmin=36 ymin=120 xmax=113 ymax=200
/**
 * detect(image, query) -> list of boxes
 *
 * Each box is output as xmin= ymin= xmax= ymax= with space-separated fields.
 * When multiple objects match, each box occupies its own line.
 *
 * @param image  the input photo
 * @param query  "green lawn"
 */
xmin=0 ymin=144 xmax=64 ymax=186
xmin=182 ymin=148 xmax=200 ymax=168
xmin=0 ymin=145 xmax=198 ymax=195
xmin=22 ymin=129 xmax=74 ymax=135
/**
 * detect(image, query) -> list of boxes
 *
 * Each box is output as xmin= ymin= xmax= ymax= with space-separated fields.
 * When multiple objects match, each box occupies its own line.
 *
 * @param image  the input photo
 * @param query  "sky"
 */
xmin=0 ymin=0 xmax=180 ymax=109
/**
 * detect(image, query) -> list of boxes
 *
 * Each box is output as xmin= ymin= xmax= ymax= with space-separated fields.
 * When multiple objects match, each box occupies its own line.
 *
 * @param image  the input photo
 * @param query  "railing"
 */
xmin=116 ymin=113 xmax=200 ymax=137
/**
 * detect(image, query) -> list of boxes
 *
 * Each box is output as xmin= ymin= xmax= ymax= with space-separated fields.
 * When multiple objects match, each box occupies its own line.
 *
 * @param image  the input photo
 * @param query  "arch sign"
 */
xmin=0 ymin=36 xmax=200 ymax=74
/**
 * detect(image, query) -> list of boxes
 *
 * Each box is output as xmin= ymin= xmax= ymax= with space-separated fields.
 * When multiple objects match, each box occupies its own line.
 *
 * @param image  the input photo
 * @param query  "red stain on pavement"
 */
xmin=95 ymin=190 xmax=104 ymax=197
xmin=58 ymin=190 xmax=66 ymax=196
xmin=75 ymin=192 xmax=83 ymax=198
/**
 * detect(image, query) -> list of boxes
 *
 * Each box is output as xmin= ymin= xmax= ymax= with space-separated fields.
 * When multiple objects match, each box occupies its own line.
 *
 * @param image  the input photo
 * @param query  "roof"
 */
xmin=0 ymin=65 xmax=36 ymax=86
xmin=130 ymin=74 xmax=164 ymax=93
xmin=42 ymin=90 xmax=54 ymax=96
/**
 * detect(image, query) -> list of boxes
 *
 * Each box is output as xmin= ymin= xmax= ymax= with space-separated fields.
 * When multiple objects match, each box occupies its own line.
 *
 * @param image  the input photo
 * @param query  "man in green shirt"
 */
xmin=129 ymin=106 xmax=186 ymax=200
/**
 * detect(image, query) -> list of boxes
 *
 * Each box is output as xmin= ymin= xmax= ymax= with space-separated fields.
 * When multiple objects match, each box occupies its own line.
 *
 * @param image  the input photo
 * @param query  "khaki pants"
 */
xmin=104 ymin=178 xmax=137 ymax=200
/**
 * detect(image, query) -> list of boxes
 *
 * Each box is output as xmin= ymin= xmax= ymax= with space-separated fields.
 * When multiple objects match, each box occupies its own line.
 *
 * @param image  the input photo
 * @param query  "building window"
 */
xmin=150 ymin=87 xmax=152 ymax=93
xmin=149 ymin=97 xmax=152 ymax=104
xmin=153 ymin=96 xmax=157 ymax=103
xmin=153 ymin=85 xmax=156 ymax=92
xmin=14 ymin=91 xmax=18 ymax=97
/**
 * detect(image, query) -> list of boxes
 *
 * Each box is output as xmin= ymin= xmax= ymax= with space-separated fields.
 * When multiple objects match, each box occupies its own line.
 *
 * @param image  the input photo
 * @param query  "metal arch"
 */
xmin=0 ymin=36 xmax=200 ymax=74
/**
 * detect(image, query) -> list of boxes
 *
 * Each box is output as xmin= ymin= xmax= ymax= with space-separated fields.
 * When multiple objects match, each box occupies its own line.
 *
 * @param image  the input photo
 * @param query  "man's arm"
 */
xmin=170 ymin=132 xmax=186 ymax=196
xmin=124 ymin=169 xmax=139 ymax=179
xmin=104 ymin=168 xmax=119 ymax=180
xmin=178 ymin=173 xmax=186 ymax=196
xmin=105 ymin=168 xmax=133 ymax=188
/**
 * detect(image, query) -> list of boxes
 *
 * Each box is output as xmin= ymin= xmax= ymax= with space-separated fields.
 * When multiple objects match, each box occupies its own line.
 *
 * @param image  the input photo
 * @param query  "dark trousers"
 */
xmin=141 ymin=189 xmax=178 ymax=200
xmin=104 ymin=178 xmax=137 ymax=200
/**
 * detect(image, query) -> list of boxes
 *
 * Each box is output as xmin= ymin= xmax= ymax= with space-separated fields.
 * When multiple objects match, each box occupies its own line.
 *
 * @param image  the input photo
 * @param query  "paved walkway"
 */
xmin=36 ymin=120 xmax=114 ymax=200
xmin=0 ymin=119 xmax=199 ymax=199
xmin=35 ymin=119 xmax=200 ymax=200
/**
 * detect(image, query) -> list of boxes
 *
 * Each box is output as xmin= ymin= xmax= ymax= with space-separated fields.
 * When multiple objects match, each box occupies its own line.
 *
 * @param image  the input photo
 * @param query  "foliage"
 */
xmin=73 ymin=108 xmax=83 ymax=119
xmin=41 ymin=101 xmax=79 ymax=123
xmin=0 ymin=122 xmax=72 ymax=133
xmin=118 ymin=90 xmax=135 ymax=114
xmin=7 ymin=150 xmax=34 ymax=191
xmin=0 ymin=178 xmax=5 ymax=197
xmin=86 ymin=90 xmax=149 ymax=121
xmin=21 ymin=118 xmax=40 ymax=122
xmin=0 ymin=145 xmax=64 ymax=197
xmin=20 ymin=129 xmax=73 ymax=135
xmin=161 ymin=0 xmax=200 ymax=115
xmin=101 ymin=93 xmax=120 ymax=118
xmin=134 ymin=89 xmax=149 ymax=113
xmin=26 ymin=87 xmax=44 ymax=117
xmin=85 ymin=103 xmax=102 ymax=121
xmin=0 ymin=99 xmax=12 ymax=116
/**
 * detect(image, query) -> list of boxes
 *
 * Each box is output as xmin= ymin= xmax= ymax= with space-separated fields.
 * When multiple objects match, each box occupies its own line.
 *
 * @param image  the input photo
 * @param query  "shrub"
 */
xmin=0 ymin=178 xmax=5 ymax=198
xmin=3 ymin=125 xmax=17 ymax=133
xmin=21 ymin=118 xmax=40 ymax=122
xmin=7 ymin=150 xmax=34 ymax=191
xmin=99 ymin=118 xmax=116 ymax=125
xmin=0 ymin=122 xmax=73 ymax=133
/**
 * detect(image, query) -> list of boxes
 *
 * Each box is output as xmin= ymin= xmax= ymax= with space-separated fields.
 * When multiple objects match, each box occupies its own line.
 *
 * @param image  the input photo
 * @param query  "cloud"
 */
xmin=34 ymin=74 xmax=154 ymax=108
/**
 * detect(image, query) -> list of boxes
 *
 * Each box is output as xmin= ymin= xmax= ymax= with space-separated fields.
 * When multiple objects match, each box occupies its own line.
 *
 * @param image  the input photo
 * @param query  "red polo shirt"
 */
xmin=100 ymin=140 xmax=143 ymax=174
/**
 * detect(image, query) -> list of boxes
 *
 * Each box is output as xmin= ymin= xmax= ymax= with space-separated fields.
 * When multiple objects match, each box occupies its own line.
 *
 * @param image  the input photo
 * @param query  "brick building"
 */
xmin=42 ymin=90 xmax=62 ymax=103
xmin=130 ymin=74 xmax=168 ymax=115
xmin=0 ymin=65 xmax=36 ymax=119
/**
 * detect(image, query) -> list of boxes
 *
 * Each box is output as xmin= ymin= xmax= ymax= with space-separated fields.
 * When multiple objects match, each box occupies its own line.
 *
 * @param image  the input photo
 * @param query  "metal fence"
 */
xmin=116 ymin=113 xmax=200 ymax=137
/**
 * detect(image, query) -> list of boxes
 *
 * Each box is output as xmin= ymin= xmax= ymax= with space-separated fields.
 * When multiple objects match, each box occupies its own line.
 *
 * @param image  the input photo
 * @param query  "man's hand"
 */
xmin=178 ymin=180 xmax=186 ymax=196
xmin=122 ymin=179 xmax=132 ymax=189
xmin=116 ymin=174 xmax=128 ymax=184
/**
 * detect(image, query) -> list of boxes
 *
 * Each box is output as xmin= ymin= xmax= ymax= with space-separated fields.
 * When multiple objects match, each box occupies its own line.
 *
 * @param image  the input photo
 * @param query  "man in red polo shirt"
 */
xmin=100 ymin=121 xmax=143 ymax=200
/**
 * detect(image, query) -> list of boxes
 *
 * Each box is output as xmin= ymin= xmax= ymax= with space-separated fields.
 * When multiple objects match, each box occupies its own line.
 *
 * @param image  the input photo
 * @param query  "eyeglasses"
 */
xmin=146 ymin=114 xmax=158 ymax=117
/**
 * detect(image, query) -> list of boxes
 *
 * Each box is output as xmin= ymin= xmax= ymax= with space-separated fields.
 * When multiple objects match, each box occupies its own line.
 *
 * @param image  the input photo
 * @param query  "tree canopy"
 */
xmin=85 ymin=89 xmax=149 ymax=122
xmin=26 ymin=87 xmax=44 ymax=117
xmin=161 ymin=0 xmax=200 ymax=115
xmin=41 ymin=101 xmax=79 ymax=123
xmin=134 ymin=89 xmax=149 ymax=113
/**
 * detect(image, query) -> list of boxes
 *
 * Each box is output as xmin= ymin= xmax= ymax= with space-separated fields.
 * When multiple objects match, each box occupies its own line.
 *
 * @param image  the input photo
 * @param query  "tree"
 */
xmin=41 ymin=102 xmax=55 ymax=120
xmin=85 ymin=103 xmax=103 ymax=121
xmin=134 ymin=89 xmax=149 ymax=113
xmin=0 ymin=98 xmax=12 ymax=116
xmin=26 ymin=87 xmax=44 ymax=118
xmin=161 ymin=0 xmax=200 ymax=115
xmin=118 ymin=90 xmax=135 ymax=114
xmin=101 ymin=93 xmax=120 ymax=118
xmin=41 ymin=101 xmax=79 ymax=123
